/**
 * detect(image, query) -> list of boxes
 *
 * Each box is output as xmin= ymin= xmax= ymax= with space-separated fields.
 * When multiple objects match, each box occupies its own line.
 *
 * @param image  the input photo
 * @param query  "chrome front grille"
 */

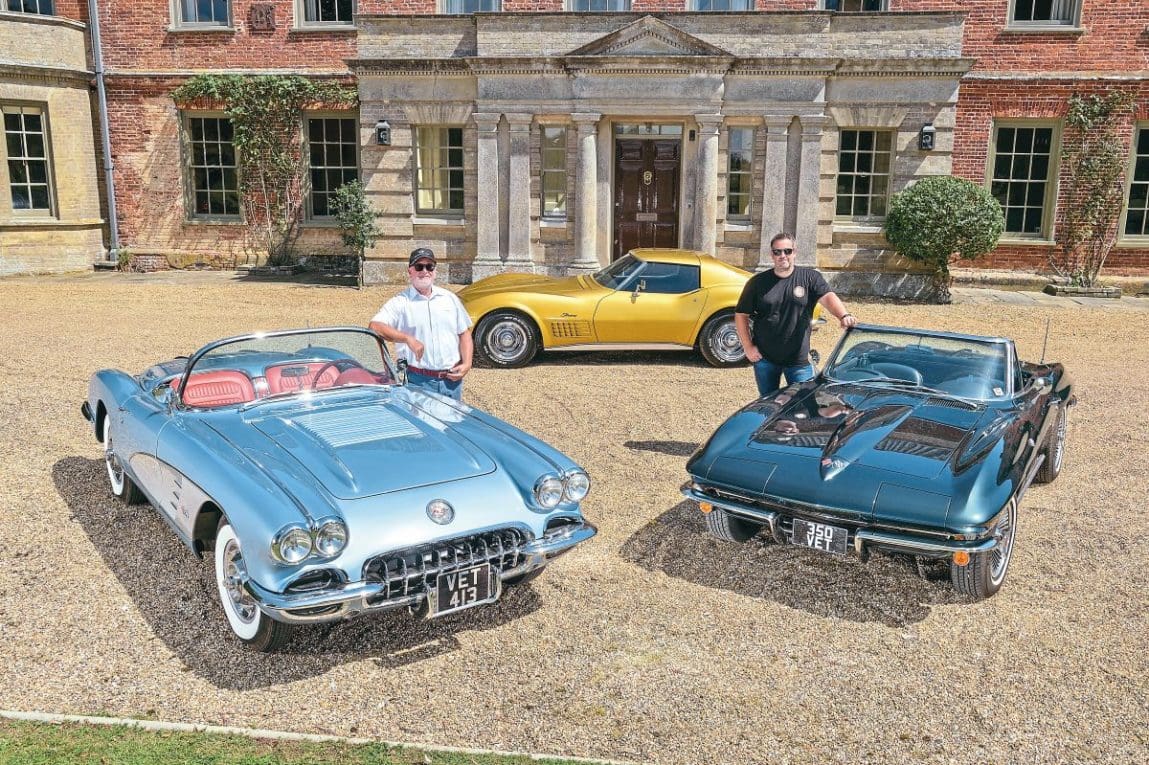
xmin=362 ymin=528 xmax=531 ymax=603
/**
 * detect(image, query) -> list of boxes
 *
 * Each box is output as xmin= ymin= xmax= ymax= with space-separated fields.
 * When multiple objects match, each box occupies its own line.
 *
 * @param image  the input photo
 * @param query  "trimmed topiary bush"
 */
xmin=883 ymin=175 xmax=1004 ymax=303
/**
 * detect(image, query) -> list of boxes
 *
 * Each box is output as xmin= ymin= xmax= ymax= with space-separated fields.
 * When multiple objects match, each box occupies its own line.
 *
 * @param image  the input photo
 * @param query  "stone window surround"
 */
xmin=0 ymin=101 xmax=56 ymax=218
xmin=986 ymin=119 xmax=1062 ymax=245
xmin=1118 ymin=122 xmax=1149 ymax=246
xmin=182 ymin=111 xmax=242 ymax=223
xmin=1005 ymin=0 xmax=1084 ymax=32
xmin=167 ymin=0 xmax=234 ymax=32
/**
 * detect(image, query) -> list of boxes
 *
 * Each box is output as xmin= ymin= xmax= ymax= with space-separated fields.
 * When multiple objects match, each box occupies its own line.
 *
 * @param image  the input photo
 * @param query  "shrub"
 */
xmin=330 ymin=180 xmax=382 ymax=289
xmin=884 ymin=176 xmax=1004 ymax=303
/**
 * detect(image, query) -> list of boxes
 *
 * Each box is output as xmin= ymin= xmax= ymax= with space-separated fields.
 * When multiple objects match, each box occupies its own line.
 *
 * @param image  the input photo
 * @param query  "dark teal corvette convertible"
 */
xmin=683 ymin=324 xmax=1074 ymax=600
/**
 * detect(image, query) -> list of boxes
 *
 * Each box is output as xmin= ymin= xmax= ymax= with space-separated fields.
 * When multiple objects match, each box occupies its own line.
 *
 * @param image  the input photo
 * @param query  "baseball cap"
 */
xmin=409 ymin=247 xmax=437 ymax=266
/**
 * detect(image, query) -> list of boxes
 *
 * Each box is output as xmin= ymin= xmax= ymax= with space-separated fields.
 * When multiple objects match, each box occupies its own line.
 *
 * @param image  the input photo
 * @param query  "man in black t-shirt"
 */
xmin=735 ymin=232 xmax=858 ymax=396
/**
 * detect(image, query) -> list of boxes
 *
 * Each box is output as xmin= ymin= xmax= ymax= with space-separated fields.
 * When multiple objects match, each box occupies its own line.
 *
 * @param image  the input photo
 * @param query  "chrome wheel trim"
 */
xmin=485 ymin=319 xmax=530 ymax=364
xmin=215 ymin=525 xmax=261 ymax=640
xmin=708 ymin=319 xmax=745 ymax=364
xmin=988 ymin=501 xmax=1016 ymax=586
xmin=104 ymin=425 xmax=125 ymax=495
xmin=1052 ymin=409 xmax=1067 ymax=472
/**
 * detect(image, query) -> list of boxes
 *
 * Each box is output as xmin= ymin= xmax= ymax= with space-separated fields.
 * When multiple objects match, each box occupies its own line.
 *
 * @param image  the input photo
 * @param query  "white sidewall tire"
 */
xmin=215 ymin=523 xmax=262 ymax=641
xmin=103 ymin=420 xmax=125 ymax=496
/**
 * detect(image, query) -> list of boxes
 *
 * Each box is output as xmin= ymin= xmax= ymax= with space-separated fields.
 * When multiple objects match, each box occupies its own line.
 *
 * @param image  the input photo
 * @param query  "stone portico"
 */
xmin=353 ymin=11 xmax=971 ymax=292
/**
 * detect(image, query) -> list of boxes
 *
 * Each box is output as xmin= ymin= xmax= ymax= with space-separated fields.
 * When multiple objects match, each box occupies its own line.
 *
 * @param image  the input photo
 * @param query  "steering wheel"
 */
xmin=311 ymin=358 xmax=367 ymax=390
xmin=868 ymin=362 xmax=924 ymax=385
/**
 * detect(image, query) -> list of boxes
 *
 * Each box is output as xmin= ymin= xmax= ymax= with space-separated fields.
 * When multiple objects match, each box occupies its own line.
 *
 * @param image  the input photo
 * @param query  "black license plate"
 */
xmin=791 ymin=518 xmax=848 ymax=555
xmin=429 ymin=564 xmax=498 ymax=617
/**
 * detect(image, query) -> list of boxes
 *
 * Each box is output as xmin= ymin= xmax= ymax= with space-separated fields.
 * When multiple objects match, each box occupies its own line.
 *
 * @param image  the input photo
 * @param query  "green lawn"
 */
xmin=0 ymin=720 xmax=589 ymax=765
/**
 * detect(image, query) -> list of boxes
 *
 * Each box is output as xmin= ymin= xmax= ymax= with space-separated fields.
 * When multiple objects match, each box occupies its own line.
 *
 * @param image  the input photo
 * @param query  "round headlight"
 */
xmin=426 ymin=499 xmax=455 ymax=525
xmin=273 ymin=526 xmax=312 ymax=564
xmin=534 ymin=475 xmax=564 ymax=509
xmin=314 ymin=519 xmax=348 ymax=557
xmin=563 ymin=471 xmax=591 ymax=502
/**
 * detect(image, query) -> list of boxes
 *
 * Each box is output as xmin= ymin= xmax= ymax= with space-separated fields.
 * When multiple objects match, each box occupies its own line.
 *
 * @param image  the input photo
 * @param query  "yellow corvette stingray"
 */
xmin=459 ymin=248 xmax=823 ymax=368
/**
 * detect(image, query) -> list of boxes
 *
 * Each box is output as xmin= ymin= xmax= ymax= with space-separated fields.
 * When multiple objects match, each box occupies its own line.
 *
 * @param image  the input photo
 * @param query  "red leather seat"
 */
xmin=172 ymin=370 xmax=256 ymax=408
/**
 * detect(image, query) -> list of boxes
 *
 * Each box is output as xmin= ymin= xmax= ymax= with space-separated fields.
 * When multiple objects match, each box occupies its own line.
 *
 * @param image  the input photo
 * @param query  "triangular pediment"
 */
xmin=568 ymin=16 xmax=732 ymax=58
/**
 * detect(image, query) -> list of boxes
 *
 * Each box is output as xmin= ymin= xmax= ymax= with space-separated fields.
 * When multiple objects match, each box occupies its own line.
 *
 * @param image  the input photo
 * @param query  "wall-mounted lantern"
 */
xmin=375 ymin=119 xmax=391 ymax=146
xmin=919 ymin=123 xmax=936 ymax=151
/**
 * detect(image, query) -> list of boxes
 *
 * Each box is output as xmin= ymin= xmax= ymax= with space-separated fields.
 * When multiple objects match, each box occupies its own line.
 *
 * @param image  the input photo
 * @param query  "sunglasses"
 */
xmin=411 ymin=263 xmax=436 ymax=272
xmin=771 ymin=248 xmax=795 ymax=256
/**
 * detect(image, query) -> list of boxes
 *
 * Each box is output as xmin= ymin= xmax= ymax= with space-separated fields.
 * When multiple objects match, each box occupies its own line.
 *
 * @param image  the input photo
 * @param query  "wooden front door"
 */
xmin=613 ymin=138 xmax=680 ymax=260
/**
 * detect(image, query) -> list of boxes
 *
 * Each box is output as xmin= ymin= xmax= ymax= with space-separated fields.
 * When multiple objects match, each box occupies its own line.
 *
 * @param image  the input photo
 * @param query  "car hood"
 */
xmin=211 ymin=391 xmax=497 ymax=500
xmin=458 ymin=273 xmax=590 ymax=300
xmin=695 ymin=383 xmax=994 ymax=521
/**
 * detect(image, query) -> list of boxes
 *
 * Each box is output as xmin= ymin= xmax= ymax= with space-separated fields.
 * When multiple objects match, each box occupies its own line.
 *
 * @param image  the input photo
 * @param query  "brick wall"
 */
xmin=952 ymin=79 xmax=1149 ymax=273
xmin=93 ymin=1 xmax=356 ymax=72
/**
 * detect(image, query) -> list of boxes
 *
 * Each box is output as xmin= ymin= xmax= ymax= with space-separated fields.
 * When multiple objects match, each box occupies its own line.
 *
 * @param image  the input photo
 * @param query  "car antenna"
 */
xmin=1040 ymin=317 xmax=1051 ymax=363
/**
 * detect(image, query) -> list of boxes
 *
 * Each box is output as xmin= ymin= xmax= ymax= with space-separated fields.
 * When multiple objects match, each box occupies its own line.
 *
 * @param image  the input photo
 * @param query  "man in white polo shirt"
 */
xmin=369 ymin=247 xmax=473 ymax=401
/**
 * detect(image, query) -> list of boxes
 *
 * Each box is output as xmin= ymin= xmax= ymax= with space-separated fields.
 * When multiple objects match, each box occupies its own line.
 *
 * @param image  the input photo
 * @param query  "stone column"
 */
xmin=758 ymin=115 xmax=793 ymax=270
xmin=795 ymin=114 xmax=827 ymax=267
xmin=472 ymin=113 xmax=503 ymax=279
xmin=504 ymin=113 xmax=534 ymax=272
xmin=571 ymin=113 xmax=602 ymax=273
xmin=693 ymin=114 xmax=723 ymax=254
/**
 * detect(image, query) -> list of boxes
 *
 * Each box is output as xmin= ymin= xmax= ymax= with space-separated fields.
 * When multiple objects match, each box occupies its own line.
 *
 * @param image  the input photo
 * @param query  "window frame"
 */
xmin=414 ymin=125 xmax=465 ymax=218
xmin=441 ymin=0 xmax=501 ymax=13
xmin=304 ymin=113 xmax=359 ymax=221
xmin=1006 ymin=0 xmax=1083 ymax=31
xmin=725 ymin=125 xmax=755 ymax=224
xmin=539 ymin=125 xmax=568 ymax=220
xmin=183 ymin=112 xmax=242 ymax=222
xmin=567 ymin=0 xmax=630 ymax=10
xmin=834 ymin=128 xmax=894 ymax=223
xmin=1 ymin=102 xmax=56 ymax=218
xmin=690 ymin=0 xmax=753 ymax=10
xmin=3 ymin=0 xmax=56 ymax=15
xmin=822 ymin=0 xmax=887 ymax=10
xmin=986 ymin=120 xmax=1061 ymax=242
xmin=169 ymin=0 xmax=232 ymax=30
xmin=294 ymin=0 xmax=356 ymax=29
xmin=1120 ymin=122 xmax=1149 ymax=244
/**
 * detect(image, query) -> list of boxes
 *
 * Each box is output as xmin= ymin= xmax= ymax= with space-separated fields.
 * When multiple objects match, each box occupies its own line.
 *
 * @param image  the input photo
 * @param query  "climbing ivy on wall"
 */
xmin=1052 ymin=90 xmax=1137 ymax=287
xmin=172 ymin=75 xmax=357 ymax=266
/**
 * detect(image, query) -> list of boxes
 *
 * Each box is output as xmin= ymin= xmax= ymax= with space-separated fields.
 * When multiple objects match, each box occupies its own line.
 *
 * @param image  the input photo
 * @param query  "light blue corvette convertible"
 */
xmin=82 ymin=327 xmax=595 ymax=650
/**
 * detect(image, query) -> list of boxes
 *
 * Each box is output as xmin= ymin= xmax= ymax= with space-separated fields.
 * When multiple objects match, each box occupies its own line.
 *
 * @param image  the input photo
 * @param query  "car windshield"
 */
xmin=176 ymin=328 xmax=397 ymax=409
xmin=593 ymin=253 xmax=647 ymax=290
xmin=824 ymin=327 xmax=1010 ymax=400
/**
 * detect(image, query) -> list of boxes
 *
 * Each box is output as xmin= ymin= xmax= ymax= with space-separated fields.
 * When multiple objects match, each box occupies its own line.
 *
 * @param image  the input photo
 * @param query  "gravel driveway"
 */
xmin=0 ymin=273 xmax=1146 ymax=764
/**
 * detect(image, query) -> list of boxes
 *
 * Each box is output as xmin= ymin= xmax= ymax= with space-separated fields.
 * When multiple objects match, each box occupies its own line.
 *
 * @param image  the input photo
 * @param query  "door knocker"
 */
xmin=642 ymin=170 xmax=653 ymax=186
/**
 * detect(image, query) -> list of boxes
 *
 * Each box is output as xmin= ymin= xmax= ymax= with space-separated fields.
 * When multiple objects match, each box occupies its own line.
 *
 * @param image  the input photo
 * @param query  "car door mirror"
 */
xmin=395 ymin=358 xmax=408 ymax=385
xmin=634 ymin=279 xmax=646 ymax=294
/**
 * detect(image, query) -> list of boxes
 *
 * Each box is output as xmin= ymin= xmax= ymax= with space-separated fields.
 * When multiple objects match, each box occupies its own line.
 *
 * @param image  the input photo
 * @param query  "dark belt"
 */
xmin=407 ymin=365 xmax=454 ymax=380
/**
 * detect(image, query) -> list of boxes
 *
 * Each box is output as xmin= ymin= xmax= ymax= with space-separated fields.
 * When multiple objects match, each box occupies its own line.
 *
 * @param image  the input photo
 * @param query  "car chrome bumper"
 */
xmin=244 ymin=520 xmax=597 ymax=625
xmin=681 ymin=482 xmax=997 ymax=557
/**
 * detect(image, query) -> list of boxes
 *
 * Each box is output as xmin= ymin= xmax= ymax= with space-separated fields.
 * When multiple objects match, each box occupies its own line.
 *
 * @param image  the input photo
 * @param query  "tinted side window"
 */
xmin=638 ymin=263 xmax=700 ymax=294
